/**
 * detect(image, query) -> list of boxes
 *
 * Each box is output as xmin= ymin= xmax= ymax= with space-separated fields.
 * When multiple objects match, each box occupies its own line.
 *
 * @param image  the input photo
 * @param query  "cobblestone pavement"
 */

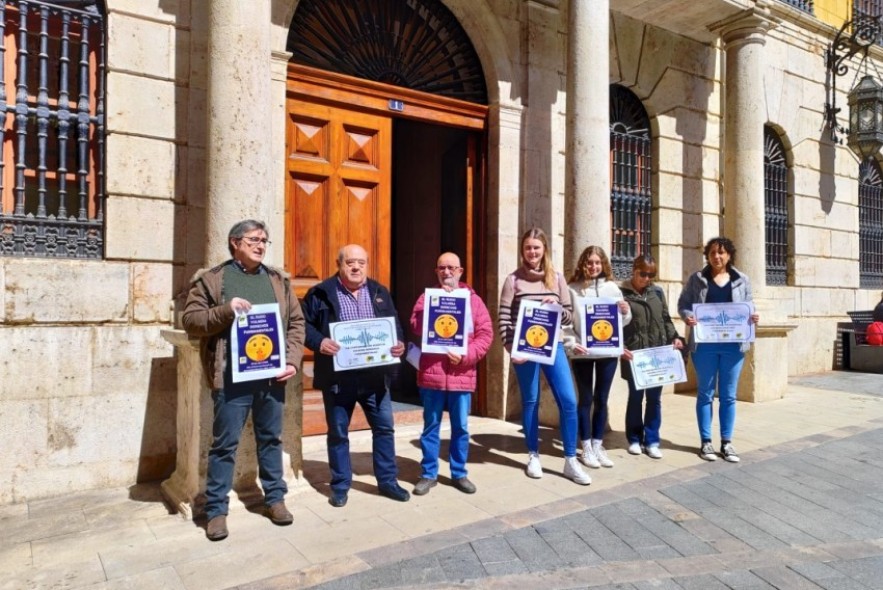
xmin=243 ymin=414 xmax=883 ymax=589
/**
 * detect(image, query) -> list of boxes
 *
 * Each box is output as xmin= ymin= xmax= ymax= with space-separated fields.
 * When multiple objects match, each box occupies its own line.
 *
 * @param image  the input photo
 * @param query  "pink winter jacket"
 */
xmin=409 ymin=283 xmax=494 ymax=392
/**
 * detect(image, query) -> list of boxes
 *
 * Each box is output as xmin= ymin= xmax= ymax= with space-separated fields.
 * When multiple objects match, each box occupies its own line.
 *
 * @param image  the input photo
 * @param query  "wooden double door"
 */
xmin=285 ymin=65 xmax=488 ymax=436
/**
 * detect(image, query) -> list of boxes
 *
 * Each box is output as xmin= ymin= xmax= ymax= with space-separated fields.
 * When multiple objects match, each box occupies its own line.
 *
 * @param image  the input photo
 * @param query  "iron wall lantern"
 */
xmin=848 ymin=75 xmax=883 ymax=159
xmin=825 ymin=15 xmax=883 ymax=159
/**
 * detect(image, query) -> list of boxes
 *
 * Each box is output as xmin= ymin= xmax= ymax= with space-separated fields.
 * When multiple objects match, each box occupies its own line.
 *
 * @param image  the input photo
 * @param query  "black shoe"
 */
xmin=413 ymin=478 xmax=437 ymax=496
xmin=453 ymin=477 xmax=477 ymax=494
xmin=379 ymin=482 xmax=411 ymax=502
xmin=329 ymin=491 xmax=348 ymax=508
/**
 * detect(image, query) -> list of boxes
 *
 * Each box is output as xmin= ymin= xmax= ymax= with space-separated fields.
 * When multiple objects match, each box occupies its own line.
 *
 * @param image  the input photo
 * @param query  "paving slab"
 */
xmin=2 ymin=373 xmax=883 ymax=590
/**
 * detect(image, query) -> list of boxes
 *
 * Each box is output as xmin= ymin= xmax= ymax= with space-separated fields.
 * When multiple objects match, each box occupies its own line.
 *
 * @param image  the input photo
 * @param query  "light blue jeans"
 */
xmin=419 ymin=388 xmax=471 ymax=480
xmin=691 ymin=343 xmax=745 ymax=442
xmin=512 ymin=343 xmax=578 ymax=457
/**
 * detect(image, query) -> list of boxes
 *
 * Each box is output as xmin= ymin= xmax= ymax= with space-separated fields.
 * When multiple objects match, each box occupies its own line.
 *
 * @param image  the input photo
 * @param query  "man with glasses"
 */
xmin=182 ymin=219 xmax=305 ymax=541
xmin=302 ymin=244 xmax=410 ymax=507
xmin=409 ymin=252 xmax=493 ymax=496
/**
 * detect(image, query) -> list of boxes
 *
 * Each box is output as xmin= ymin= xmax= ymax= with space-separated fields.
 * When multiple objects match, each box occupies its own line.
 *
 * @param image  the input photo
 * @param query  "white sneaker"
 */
xmin=627 ymin=442 xmax=642 ymax=455
xmin=579 ymin=440 xmax=601 ymax=468
xmin=592 ymin=440 xmax=614 ymax=468
xmin=699 ymin=442 xmax=717 ymax=461
xmin=563 ymin=456 xmax=592 ymax=485
xmin=526 ymin=452 xmax=543 ymax=478
xmin=720 ymin=442 xmax=740 ymax=463
xmin=645 ymin=445 xmax=663 ymax=459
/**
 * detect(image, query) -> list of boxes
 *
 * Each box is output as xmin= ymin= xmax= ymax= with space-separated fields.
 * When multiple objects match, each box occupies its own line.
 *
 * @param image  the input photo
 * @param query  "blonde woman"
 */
xmin=499 ymin=228 xmax=591 ymax=485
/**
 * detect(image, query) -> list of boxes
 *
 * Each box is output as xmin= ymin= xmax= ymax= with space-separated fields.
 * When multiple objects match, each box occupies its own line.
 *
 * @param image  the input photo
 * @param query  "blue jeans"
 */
xmin=419 ymin=388 xmax=471 ymax=480
xmin=691 ymin=343 xmax=745 ymax=442
xmin=625 ymin=377 xmax=662 ymax=447
xmin=512 ymin=343 xmax=578 ymax=457
xmin=205 ymin=385 xmax=286 ymax=520
xmin=571 ymin=357 xmax=618 ymax=441
xmin=322 ymin=384 xmax=398 ymax=494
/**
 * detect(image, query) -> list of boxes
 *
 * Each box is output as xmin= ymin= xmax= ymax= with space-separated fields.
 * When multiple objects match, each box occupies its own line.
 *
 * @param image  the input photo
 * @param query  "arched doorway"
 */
xmin=285 ymin=0 xmax=490 ymax=435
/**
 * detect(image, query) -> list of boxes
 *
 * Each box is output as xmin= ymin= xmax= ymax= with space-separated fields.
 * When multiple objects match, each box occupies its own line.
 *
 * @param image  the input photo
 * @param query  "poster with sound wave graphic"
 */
xmin=693 ymin=302 xmax=755 ymax=344
xmin=329 ymin=317 xmax=400 ymax=372
xmin=630 ymin=345 xmax=687 ymax=389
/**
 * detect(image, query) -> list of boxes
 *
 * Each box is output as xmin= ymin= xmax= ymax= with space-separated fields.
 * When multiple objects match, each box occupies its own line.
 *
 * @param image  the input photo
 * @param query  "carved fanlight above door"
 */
xmin=287 ymin=0 xmax=488 ymax=104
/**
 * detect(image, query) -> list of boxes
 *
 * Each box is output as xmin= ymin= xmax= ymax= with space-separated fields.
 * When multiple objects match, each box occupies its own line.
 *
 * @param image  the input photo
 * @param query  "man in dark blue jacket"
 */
xmin=302 ymin=243 xmax=410 ymax=507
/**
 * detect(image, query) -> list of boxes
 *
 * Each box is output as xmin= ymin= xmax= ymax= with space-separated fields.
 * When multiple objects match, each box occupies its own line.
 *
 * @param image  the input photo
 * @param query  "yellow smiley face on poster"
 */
xmin=525 ymin=325 xmax=549 ymax=348
xmin=591 ymin=320 xmax=614 ymax=342
xmin=245 ymin=334 xmax=273 ymax=362
xmin=434 ymin=314 xmax=459 ymax=338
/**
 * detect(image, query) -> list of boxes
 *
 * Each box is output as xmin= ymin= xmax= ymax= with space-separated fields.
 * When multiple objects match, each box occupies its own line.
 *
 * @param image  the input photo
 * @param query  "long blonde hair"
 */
xmin=520 ymin=227 xmax=556 ymax=289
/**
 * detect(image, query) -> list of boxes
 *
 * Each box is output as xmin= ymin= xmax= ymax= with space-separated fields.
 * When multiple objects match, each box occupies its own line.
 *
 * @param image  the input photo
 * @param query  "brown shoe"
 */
xmin=267 ymin=501 xmax=293 ymax=525
xmin=206 ymin=515 xmax=228 ymax=541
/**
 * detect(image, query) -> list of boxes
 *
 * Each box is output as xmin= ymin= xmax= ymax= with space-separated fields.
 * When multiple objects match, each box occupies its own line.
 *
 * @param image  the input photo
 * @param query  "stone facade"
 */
xmin=1 ymin=0 xmax=880 ymax=504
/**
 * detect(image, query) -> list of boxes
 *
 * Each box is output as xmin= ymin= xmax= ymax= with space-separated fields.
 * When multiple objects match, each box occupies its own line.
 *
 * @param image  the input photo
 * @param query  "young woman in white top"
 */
xmin=565 ymin=246 xmax=631 ymax=469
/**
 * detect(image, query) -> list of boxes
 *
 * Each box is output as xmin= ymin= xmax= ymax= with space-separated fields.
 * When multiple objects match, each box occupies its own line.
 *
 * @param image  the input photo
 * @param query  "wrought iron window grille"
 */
xmin=859 ymin=158 xmax=883 ymax=288
xmin=0 ymin=0 xmax=105 ymax=259
xmin=776 ymin=0 xmax=813 ymax=14
xmin=609 ymin=85 xmax=652 ymax=280
xmin=764 ymin=127 xmax=789 ymax=286
xmin=855 ymin=0 xmax=883 ymax=45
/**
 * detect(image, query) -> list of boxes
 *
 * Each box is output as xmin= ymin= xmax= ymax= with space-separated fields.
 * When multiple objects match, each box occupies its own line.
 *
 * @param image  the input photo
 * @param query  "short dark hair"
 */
xmin=703 ymin=236 xmax=736 ymax=268
xmin=227 ymin=220 xmax=268 ymax=255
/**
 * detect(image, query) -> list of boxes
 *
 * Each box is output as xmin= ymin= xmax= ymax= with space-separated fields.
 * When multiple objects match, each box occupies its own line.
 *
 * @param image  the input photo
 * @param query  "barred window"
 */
xmin=855 ymin=0 xmax=883 ymax=45
xmin=609 ymin=85 xmax=651 ymax=279
xmin=859 ymin=158 xmax=883 ymax=288
xmin=777 ymin=0 xmax=813 ymax=13
xmin=0 ymin=0 xmax=105 ymax=259
xmin=764 ymin=126 xmax=790 ymax=286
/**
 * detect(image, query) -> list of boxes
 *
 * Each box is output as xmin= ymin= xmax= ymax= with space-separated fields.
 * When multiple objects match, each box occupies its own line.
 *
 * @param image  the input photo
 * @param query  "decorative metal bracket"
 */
xmin=824 ymin=15 xmax=883 ymax=143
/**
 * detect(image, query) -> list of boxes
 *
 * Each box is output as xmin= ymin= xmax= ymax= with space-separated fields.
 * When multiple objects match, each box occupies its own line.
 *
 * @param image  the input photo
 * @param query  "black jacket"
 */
xmin=302 ymin=276 xmax=404 ymax=391
xmin=620 ymin=281 xmax=682 ymax=380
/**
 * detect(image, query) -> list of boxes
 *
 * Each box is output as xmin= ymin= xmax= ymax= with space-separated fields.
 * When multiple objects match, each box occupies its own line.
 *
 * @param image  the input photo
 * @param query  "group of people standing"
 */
xmin=499 ymin=229 xmax=759 ymax=485
xmin=182 ymin=219 xmax=758 ymax=541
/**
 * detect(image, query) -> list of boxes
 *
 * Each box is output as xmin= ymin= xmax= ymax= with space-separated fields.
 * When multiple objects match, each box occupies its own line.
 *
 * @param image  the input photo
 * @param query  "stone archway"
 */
xmin=271 ymin=0 xmax=517 ymax=105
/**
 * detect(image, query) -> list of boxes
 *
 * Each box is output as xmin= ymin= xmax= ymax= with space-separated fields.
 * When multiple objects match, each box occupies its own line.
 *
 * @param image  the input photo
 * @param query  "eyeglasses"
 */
xmin=344 ymin=258 xmax=367 ymax=267
xmin=238 ymin=237 xmax=270 ymax=246
xmin=436 ymin=265 xmax=462 ymax=272
xmin=638 ymin=272 xmax=656 ymax=279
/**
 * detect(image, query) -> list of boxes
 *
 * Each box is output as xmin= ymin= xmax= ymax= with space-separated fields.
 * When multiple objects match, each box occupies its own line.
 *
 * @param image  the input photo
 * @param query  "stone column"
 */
xmin=564 ymin=0 xmax=610 ymax=273
xmin=713 ymin=5 xmax=795 ymax=402
xmin=161 ymin=3 xmax=303 ymax=519
xmin=716 ymin=5 xmax=775 ymax=298
xmin=205 ymin=0 xmax=275 ymax=264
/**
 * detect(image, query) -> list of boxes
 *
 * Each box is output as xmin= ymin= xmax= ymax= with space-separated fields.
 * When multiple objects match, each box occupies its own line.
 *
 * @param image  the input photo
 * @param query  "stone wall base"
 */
xmin=160 ymin=330 xmax=305 ymax=520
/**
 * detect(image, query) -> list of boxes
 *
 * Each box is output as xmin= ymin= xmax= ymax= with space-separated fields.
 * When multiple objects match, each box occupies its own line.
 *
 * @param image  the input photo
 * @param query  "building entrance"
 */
xmin=285 ymin=65 xmax=487 ymax=436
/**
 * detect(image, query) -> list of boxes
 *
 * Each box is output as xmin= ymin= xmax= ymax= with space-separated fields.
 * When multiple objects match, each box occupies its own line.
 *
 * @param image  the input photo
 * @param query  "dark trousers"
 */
xmin=625 ymin=376 xmax=663 ymax=447
xmin=322 ymin=384 xmax=398 ymax=494
xmin=205 ymin=386 xmax=286 ymax=520
xmin=572 ymin=357 xmax=618 ymax=441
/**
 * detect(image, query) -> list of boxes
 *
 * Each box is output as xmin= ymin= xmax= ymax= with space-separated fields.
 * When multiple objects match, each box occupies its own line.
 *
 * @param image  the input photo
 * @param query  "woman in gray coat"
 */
xmin=677 ymin=237 xmax=759 ymax=463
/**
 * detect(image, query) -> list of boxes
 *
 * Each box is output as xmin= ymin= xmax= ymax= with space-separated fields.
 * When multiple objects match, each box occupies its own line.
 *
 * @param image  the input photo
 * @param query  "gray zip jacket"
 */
xmin=677 ymin=265 xmax=754 ymax=353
